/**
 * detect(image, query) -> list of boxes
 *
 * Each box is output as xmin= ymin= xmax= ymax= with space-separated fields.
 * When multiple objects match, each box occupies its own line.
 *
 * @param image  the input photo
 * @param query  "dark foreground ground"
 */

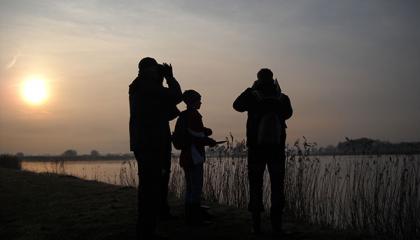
xmin=0 ymin=168 xmax=372 ymax=240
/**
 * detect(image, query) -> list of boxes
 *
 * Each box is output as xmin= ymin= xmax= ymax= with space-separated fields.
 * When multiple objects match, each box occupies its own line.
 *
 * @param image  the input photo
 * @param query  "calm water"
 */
xmin=21 ymin=159 xmax=139 ymax=186
xmin=21 ymin=155 xmax=418 ymax=188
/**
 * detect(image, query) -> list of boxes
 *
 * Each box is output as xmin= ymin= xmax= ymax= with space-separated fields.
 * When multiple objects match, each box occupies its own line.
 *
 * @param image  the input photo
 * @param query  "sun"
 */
xmin=21 ymin=77 xmax=49 ymax=105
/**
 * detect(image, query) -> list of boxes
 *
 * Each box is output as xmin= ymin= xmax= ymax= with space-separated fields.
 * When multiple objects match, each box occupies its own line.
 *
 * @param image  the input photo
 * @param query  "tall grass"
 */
xmin=24 ymin=136 xmax=417 ymax=239
xmin=119 ymin=160 xmax=138 ymax=187
xmin=284 ymin=139 xmax=419 ymax=239
xmin=166 ymin=137 xmax=419 ymax=239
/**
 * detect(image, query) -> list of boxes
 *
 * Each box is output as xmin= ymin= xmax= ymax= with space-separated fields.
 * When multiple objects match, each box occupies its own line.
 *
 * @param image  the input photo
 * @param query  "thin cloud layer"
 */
xmin=0 ymin=0 xmax=419 ymax=154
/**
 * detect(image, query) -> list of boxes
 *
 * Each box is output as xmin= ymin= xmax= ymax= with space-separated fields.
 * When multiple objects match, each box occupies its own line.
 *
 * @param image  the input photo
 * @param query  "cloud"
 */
xmin=5 ymin=51 xmax=21 ymax=70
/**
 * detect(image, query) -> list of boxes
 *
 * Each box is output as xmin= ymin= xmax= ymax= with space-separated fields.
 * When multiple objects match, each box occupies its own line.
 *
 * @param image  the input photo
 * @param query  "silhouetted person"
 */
xmin=177 ymin=90 xmax=216 ymax=225
xmin=233 ymin=68 xmax=292 ymax=235
xmin=129 ymin=57 xmax=182 ymax=239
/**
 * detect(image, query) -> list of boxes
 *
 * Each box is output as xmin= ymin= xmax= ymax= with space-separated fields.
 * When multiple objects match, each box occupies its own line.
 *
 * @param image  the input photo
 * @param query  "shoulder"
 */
xmin=129 ymin=78 xmax=140 ymax=94
xmin=240 ymin=87 xmax=255 ymax=98
xmin=280 ymin=93 xmax=292 ymax=107
xmin=280 ymin=93 xmax=290 ymax=100
xmin=186 ymin=109 xmax=202 ymax=119
xmin=183 ymin=110 xmax=201 ymax=124
xmin=179 ymin=110 xmax=189 ymax=118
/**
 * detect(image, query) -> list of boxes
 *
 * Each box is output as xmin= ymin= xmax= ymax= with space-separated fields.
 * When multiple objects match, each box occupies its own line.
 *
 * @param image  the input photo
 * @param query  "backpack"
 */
xmin=257 ymin=111 xmax=282 ymax=144
xmin=252 ymin=83 xmax=284 ymax=145
xmin=172 ymin=112 xmax=190 ymax=150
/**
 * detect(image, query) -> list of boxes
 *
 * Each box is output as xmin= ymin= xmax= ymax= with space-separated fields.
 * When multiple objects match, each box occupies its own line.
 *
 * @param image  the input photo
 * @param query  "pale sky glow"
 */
xmin=21 ymin=76 xmax=48 ymax=105
xmin=0 ymin=0 xmax=419 ymax=154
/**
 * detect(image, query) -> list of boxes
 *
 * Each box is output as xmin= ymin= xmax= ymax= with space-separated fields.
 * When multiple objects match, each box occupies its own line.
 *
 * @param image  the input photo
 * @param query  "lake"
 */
xmin=22 ymin=159 xmax=139 ymax=186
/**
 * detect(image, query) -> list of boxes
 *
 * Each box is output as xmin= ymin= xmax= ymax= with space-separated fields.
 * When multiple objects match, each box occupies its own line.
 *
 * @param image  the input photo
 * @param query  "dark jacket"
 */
xmin=179 ymin=109 xmax=213 ymax=168
xmin=129 ymin=76 xmax=182 ymax=152
xmin=233 ymin=80 xmax=293 ymax=147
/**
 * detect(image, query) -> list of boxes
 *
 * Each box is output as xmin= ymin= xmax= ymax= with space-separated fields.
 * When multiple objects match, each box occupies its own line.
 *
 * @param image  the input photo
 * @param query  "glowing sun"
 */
xmin=21 ymin=77 xmax=49 ymax=105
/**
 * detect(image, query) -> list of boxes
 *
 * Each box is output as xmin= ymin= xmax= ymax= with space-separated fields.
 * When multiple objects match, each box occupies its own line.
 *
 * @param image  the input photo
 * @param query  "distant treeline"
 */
xmin=313 ymin=138 xmax=420 ymax=155
xmin=16 ymin=152 xmax=180 ymax=161
xmin=12 ymin=149 xmax=135 ymax=161
xmin=22 ymin=154 xmax=135 ymax=161
xmin=5 ymin=137 xmax=420 ymax=160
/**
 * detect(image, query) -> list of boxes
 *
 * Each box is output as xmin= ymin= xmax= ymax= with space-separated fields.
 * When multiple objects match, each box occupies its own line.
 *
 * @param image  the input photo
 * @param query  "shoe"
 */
xmin=200 ymin=204 xmax=210 ymax=210
xmin=271 ymin=214 xmax=283 ymax=237
xmin=186 ymin=204 xmax=212 ymax=226
xmin=185 ymin=204 xmax=192 ymax=224
xmin=200 ymin=207 xmax=214 ymax=220
xmin=251 ymin=212 xmax=262 ymax=235
xmin=151 ymin=233 xmax=169 ymax=240
xmin=272 ymin=228 xmax=284 ymax=238
xmin=139 ymin=232 xmax=168 ymax=240
xmin=159 ymin=212 xmax=178 ymax=221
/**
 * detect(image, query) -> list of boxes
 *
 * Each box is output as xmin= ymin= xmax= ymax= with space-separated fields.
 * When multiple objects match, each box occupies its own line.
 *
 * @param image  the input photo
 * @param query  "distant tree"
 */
xmin=62 ymin=149 xmax=78 ymax=157
xmin=15 ymin=152 xmax=24 ymax=158
xmin=325 ymin=145 xmax=336 ymax=154
xmin=90 ymin=150 xmax=100 ymax=157
xmin=320 ymin=137 xmax=420 ymax=155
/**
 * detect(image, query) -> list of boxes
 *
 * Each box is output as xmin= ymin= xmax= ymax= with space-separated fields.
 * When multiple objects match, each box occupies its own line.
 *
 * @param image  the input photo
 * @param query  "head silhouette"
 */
xmin=138 ymin=57 xmax=158 ymax=72
xmin=138 ymin=57 xmax=163 ymax=85
xmin=257 ymin=68 xmax=273 ymax=82
xmin=183 ymin=90 xmax=202 ymax=109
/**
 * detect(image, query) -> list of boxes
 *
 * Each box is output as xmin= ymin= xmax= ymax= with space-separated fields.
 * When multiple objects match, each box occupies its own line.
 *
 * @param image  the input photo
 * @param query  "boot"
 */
xmin=185 ymin=203 xmax=193 ymax=224
xmin=188 ymin=204 xmax=212 ymax=226
xmin=159 ymin=210 xmax=178 ymax=221
xmin=251 ymin=212 xmax=262 ymax=234
xmin=271 ymin=213 xmax=283 ymax=236
xmin=200 ymin=206 xmax=214 ymax=221
xmin=191 ymin=203 xmax=203 ymax=225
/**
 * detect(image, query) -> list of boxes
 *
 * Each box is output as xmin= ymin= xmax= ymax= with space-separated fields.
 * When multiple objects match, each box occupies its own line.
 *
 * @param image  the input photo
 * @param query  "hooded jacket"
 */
xmin=233 ymin=79 xmax=293 ymax=147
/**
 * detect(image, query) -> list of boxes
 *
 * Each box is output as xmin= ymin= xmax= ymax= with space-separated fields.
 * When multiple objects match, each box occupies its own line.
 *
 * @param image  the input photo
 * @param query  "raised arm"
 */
xmin=166 ymin=76 xmax=182 ymax=104
xmin=163 ymin=63 xmax=182 ymax=104
xmin=280 ymin=94 xmax=293 ymax=120
xmin=233 ymin=88 xmax=254 ymax=112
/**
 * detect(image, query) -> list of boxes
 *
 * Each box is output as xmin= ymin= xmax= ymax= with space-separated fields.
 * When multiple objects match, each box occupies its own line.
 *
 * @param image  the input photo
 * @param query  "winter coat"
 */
xmin=233 ymin=79 xmax=293 ymax=147
xmin=179 ymin=109 xmax=213 ymax=168
xmin=129 ymin=76 xmax=182 ymax=152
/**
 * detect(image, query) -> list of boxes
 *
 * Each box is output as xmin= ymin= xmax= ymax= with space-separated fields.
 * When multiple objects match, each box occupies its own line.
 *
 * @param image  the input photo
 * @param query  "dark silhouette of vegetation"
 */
xmin=22 ymin=153 xmax=134 ymax=161
xmin=90 ymin=150 xmax=100 ymax=157
xmin=167 ymin=136 xmax=420 ymax=239
xmin=61 ymin=149 xmax=78 ymax=157
xmin=16 ymin=152 xmax=24 ymax=158
xmin=314 ymin=137 xmax=420 ymax=155
xmin=0 ymin=154 xmax=21 ymax=170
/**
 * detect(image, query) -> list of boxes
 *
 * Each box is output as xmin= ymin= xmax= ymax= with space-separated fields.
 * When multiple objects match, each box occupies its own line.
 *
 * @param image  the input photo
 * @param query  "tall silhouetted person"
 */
xmin=233 ymin=68 xmax=292 ymax=235
xmin=129 ymin=57 xmax=182 ymax=239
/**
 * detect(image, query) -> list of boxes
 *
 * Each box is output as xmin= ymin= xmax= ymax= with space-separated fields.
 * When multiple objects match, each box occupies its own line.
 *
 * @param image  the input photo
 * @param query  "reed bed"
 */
xmin=29 ymin=136 xmax=418 ymax=239
xmin=166 ymin=137 xmax=419 ymax=239
xmin=27 ymin=137 xmax=420 ymax=240
xmin=285 ymin=140 xmax=419 ymax=239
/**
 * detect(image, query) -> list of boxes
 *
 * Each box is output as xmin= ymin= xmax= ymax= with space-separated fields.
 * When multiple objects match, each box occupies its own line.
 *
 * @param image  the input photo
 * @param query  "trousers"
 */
xmin=247 ymin=141 xmax=286 ymax=219
xmin=183 ymin=163 xmax=204 ymax=205
xmin=134 ymin=145 xmax=171 ymax=238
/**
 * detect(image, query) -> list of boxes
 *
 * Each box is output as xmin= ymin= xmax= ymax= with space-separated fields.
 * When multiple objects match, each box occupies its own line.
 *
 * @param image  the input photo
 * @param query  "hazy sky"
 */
xmin=1 ymin=0 xmax=419 ymax=154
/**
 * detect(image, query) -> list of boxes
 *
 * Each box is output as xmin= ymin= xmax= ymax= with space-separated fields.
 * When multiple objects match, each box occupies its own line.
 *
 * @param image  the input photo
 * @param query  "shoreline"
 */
xmin=0 ymin=167 xmax=372 ymax=240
